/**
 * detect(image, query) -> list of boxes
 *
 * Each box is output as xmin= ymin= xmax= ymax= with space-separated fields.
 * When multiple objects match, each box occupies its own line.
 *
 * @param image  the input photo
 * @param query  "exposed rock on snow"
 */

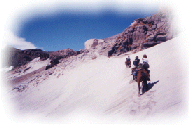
xmin=85 ymin=39 xmax=98 ymax=49
xmin=2 ymin=46 xmax=84 ymax=70
xmin=1 ymin=47 xmax=49 ymax=68
xmin=84 ymin=39 xmax=105 ymax=50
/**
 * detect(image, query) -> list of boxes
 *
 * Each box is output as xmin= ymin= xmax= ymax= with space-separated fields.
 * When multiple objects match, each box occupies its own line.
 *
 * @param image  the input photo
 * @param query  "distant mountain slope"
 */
xmin=1 ymin=47 xmax=49 ymax=68
xmin=3 ymin=32 xmax=187 ymax=123
xmin=1 ymin=47 xmax=84 ymax=68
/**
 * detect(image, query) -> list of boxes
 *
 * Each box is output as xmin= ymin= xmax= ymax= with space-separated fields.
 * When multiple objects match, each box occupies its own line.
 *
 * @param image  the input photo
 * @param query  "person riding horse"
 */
xmin=131 ymin=54 xmax=150 ymax=82
xmin=125 ymin=56 xmax=131 ymax=68
xmin=131 ymin=56 xmax=140 ymax=80
xmin=133 ymin=56 xmax=140 ymax=68
xmin=137 ymin=54 xmax=150 ymax=95
xmin=134 ymin=54 xmax=150 ymax=79
xmin=130 ymin=54 xmax=150 ymax=96
xmin=141 ymin=54 xmax=149 ymax=71
xmin=141 ymin=54 xmax=150 ymax=80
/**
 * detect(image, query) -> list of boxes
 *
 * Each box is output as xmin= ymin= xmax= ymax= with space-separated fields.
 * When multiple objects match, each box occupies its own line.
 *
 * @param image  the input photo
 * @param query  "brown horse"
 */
xmin=136 ymin=69 xmax=150 ymax=96
xmin=125 ymin=60 xmax=131 ymax=68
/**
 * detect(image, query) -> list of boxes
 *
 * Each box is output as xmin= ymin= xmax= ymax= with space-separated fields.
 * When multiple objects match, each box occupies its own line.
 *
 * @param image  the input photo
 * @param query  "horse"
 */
xmin=136 ymin=69 xmax=150 ymax=96
xmin=125 ymin=60 xmax=131 ymax=68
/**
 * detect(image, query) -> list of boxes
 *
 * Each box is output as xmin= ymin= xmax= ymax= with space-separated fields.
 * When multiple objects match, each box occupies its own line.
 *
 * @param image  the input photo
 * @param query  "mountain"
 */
xmin=2 ymin=10 xmax=176 ymax=70
xmin=84 ymin=10 xmax=176 ymax=57
xmin=1 ymin=11 xmax=187 ymax=123
xmin=2 ymin=32 xmax=187 ymax=123
xmin=1 ymin=47 xmax=49 ymax=68
xmin=1 ymin=47 xmax=84 ymax=69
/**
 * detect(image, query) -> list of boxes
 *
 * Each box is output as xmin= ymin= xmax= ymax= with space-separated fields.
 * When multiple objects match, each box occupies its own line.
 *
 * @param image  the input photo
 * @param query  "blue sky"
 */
xmin=1 ymin=0 xmax=186 ymax=52
xmin=1 ymin=0 xmax=161 ymax=51
xmin=17 ymin=11 xmax=158 ymax=51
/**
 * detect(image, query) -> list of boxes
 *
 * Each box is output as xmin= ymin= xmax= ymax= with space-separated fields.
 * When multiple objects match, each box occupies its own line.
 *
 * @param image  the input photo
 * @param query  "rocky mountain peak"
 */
xmin=84 ymin=11 xmax=176 ymax=57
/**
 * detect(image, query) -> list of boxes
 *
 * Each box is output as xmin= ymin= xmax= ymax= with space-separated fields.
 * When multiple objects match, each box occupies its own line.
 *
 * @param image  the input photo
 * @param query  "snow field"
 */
xmin=2 ymin=32 xmax=188 ymax=124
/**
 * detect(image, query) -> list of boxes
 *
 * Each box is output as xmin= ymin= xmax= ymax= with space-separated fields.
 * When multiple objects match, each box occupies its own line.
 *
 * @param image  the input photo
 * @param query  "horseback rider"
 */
xmin=133 ymin=56 xmax=140 ymax=68
xmin=140 ymin=54 xmax=150 ymax=81
xmin=141 ymin=54 xmax=149 ymax=71
xmin=132 ymin=54 xmax=150 ymax=81
xmin=125 ymin=56 xmax=131 ymax=68
xmin=126 ymin=56 xmax=131 ymax=62
xmin=130 ymin=54 xmax=150 ymax=95
xmin=131 ymin=56 xmax=140 ymax=80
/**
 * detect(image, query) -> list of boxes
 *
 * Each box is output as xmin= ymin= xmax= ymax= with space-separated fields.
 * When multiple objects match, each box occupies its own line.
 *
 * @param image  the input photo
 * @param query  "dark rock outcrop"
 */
xmin=107 ymin=11 xmax=176 ymax=56
xmin=22 ymin=49 xmax=49 ymax=61
xmin=45 ymin=49 xmax=84 ymax=70
xmin=3 ymin=46 xmax=84 ymax=69
xmin=49 ymin=49 xmax=79 ymax=60
xmin=2 ymin=47 xmax=49 ymax=68
xmin=2 ymin=43 xmax=86 ymax=69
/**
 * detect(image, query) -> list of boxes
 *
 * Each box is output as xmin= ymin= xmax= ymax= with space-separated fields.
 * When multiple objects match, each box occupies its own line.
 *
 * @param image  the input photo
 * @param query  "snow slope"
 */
xmin=2 ymin=32 xmax=189 ymax=124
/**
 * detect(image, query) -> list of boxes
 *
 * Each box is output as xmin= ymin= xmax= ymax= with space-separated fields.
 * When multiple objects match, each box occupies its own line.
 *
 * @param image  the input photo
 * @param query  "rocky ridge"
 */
xmin=1 ymin=47 xmax=85 ymax=69
xmin=1 ymin=47 xmax=49 ymax=68
xmin=84 ymin=11 xmax=176 ymax=57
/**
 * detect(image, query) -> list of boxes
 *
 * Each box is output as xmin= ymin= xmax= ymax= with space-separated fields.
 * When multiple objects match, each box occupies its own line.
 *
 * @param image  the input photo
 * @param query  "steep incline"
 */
xmin=3 ymin=32 xmax=188 ymax=123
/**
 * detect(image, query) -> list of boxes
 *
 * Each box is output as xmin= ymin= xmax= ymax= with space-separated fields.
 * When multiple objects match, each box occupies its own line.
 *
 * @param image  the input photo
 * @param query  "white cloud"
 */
xmin=1 ymin=30 xmax=37 ymax=50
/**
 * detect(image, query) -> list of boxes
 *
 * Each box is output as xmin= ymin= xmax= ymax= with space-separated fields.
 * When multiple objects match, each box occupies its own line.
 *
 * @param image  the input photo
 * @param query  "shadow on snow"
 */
xmin=142 ymin=80 xmax=159 ymax=95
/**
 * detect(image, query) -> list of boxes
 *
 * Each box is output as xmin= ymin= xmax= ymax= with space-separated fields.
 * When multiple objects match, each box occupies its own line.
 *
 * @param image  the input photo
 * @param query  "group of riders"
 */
xmin=125 ymin=54 xmax=151 ymax=96
xmin=125 ymin=54 xmax=150 ymax=82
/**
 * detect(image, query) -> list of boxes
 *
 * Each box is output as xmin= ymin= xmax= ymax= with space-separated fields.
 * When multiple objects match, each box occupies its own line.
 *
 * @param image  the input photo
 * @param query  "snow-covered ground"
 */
xmin=1 ymin=32 xmax=189 ymax=124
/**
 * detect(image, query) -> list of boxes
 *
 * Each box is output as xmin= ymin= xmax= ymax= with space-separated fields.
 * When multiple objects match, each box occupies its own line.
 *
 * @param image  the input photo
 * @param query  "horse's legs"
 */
xmin=142 ymin=79 xmax=148 ymax=94
xmin=144 ymin=80 xmax=148 ymax=91
xmin=138 ymin=81 xmax=140 ymax=96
